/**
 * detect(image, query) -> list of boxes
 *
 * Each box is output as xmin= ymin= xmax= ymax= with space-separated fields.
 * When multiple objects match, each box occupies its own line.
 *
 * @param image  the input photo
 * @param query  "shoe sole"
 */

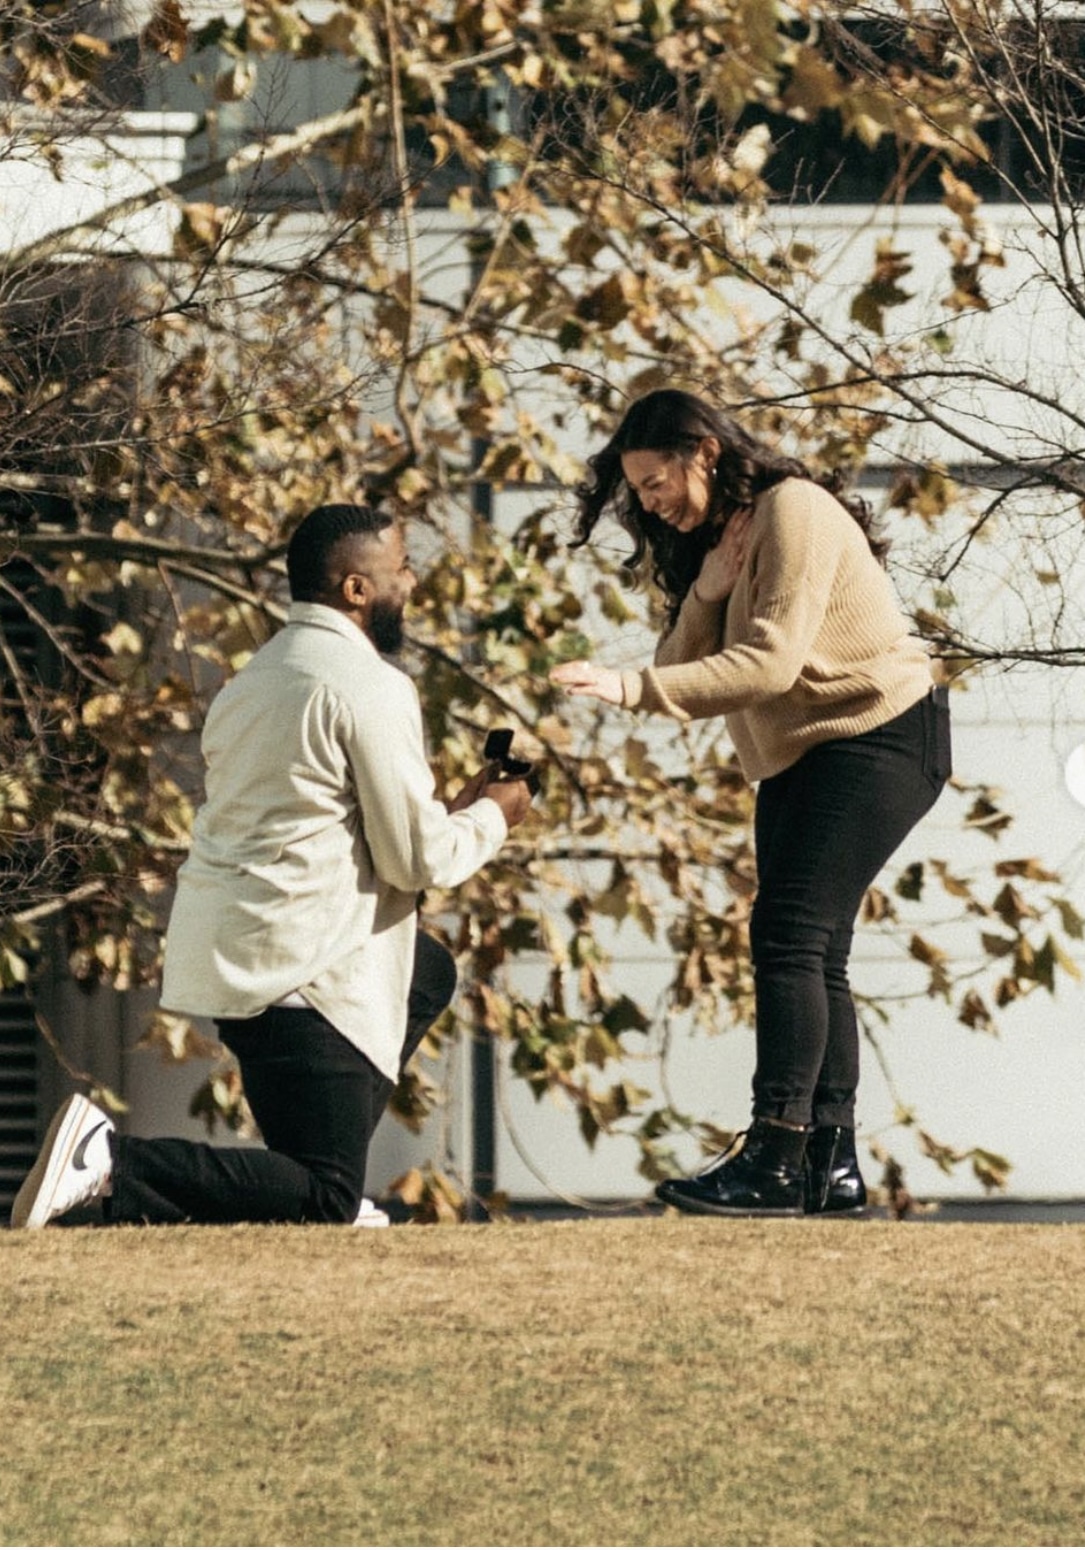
xmin=661 ymin=1201 xmax=805 ymax=1218
xmin=10 ymin=1095 xmax=95 ymax=1230
xmin=807 ymin=1205 xmax=871 ymax=1219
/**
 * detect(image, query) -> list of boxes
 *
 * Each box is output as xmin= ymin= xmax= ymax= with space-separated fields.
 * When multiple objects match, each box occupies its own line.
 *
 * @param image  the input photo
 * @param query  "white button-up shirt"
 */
xmin=160 ymin=603 xmax=507 ymax=1079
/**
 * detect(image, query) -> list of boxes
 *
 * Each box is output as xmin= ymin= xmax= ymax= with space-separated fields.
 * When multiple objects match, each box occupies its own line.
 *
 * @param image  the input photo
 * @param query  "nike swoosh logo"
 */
xmin=73 ymin=1119 xmax=108 ymax=1171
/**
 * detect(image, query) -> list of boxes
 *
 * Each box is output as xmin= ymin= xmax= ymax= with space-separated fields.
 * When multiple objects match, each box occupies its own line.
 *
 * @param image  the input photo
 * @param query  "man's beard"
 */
xmin=368 ymin=598 xmax=405 ymax=655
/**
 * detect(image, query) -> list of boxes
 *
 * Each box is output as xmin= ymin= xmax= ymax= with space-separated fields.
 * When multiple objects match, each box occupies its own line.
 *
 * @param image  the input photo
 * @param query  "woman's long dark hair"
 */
xmin=570 ymin=389 xmax=888 ymax=622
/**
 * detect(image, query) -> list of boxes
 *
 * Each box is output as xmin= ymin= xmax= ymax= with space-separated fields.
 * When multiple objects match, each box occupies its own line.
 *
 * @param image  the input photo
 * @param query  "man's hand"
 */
xmin=446 ymin=766 xmax=533 ymax=829
xmin=549 ymin=660 xmax=624 ymax=705
xmin=446 ymin=765 xmax=499 ymax=813
xmin=480 ymin=776 xmax=534 ymax=830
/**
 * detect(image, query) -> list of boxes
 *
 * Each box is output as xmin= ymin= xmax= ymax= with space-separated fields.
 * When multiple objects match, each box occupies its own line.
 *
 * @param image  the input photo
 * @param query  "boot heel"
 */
xmin=804 ymin=1126 xmax=869 ymax=1216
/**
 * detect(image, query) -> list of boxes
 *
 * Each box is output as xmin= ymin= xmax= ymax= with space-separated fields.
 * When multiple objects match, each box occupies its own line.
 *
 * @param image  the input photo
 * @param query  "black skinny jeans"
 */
xmin=749 ymin=687 xmax=951 ymax=1130
xmin=108 ymin=931 xmax=456 ymax=1225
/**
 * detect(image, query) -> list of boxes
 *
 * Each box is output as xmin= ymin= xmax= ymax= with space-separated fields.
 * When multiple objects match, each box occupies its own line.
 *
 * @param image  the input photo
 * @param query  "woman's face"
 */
xmin=620 ymin=439 xmax=718 ymax=533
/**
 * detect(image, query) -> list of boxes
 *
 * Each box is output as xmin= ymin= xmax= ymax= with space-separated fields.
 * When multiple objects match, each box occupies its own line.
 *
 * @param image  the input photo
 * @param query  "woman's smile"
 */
xmin=620 ymin=446 xmax=715 ymax=532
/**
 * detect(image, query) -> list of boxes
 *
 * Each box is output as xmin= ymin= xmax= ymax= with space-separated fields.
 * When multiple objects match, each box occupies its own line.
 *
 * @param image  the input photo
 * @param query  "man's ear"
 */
xmin=340 ymin=571 xmax=369 ymax=609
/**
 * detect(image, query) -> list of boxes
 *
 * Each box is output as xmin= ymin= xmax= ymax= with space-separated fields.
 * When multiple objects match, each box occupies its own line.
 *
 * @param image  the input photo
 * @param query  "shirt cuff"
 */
xmin=467 ymin=794 xmax=510 ymax=844
xmin=631 ymin=666 xmax=692 ymax=722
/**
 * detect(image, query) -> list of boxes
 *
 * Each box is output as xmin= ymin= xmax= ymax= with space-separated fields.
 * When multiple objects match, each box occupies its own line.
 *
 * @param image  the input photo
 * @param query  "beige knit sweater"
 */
xmin=619 ymin=477 xmax=933 ymax=782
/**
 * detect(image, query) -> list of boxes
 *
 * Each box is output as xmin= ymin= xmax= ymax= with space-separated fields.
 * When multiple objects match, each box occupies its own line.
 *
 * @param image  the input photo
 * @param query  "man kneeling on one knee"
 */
xmin=12 ymin=503 xmax=535 ymax=1229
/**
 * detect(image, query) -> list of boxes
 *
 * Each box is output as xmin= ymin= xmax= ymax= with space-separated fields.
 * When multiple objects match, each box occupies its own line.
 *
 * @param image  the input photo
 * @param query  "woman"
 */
xmin=550 ymin=389 xmax=950 ymax=1217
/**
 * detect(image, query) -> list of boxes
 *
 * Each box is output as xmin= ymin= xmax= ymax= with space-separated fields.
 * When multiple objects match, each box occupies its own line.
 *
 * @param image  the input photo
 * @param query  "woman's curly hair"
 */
xmin=570 ymin=389 xmax=887 ymax=624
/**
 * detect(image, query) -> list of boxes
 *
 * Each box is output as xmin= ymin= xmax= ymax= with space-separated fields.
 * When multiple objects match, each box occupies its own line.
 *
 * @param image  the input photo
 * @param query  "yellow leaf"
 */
xmin=82 ymin=692 xmax=125 ymax=727
xmin=215 ymin=60 xmax=257 ymax=104
xmin=782 ymin=50 xmax=843 ymax=117
xmin=175 ymin=203 xmax=228 ymax=260
xmin=140 ymin=1 xmax=188 ymax=63
xmin=395 ymin=467 xmax=431 ymax=501
xmin=941 ymin=166 xmax=982 ymax=225
xmin=101 ymin=622 xmax=142 ymax=657
xmin=71 ymin=32 xmax=112 ymax=57
xmin=0 ymin=947 xmax=29 ymax=987
xmin=538 ymin=913 xmax=568 ymax=967
xmin=845 ymin=111 xmax=887 ymax=150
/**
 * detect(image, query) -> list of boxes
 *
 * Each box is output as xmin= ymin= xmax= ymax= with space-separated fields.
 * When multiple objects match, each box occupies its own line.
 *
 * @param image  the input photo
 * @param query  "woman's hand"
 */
xmin=549 ymin=660 xmax=624 ymax=706
xmin=695 ymin=507 xmax=752 ymax=603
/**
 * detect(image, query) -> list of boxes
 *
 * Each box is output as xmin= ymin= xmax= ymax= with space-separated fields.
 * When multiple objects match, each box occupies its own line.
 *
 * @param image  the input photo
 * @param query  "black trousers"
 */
xmin=108 ymin=932 xmax=456 ymax=1225
xmin=748 ymin=688 xmax=951 ymax=1130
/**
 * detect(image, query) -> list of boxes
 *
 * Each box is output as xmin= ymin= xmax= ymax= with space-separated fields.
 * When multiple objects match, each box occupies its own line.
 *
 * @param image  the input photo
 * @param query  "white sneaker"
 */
xmin=10 ymin=1095 xmax=115 ymax=1229
xmin=353 ymin=1196 xmax=390 ymax=1229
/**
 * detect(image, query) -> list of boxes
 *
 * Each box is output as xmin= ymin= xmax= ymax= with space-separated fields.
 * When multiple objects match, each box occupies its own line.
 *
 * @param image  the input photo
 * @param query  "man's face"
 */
xmin=336 ymin=524 xmax=417 ymax=654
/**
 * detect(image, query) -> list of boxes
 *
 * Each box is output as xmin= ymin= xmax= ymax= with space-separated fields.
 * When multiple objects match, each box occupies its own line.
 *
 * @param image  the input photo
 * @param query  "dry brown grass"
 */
xmin=2 ymin=1215 xmax=1084 ymax=1547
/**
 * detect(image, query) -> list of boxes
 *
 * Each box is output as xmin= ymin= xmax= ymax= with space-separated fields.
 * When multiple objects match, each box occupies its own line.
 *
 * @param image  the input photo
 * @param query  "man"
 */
xmin=12 ymin=503 xmax=534 ymax=1227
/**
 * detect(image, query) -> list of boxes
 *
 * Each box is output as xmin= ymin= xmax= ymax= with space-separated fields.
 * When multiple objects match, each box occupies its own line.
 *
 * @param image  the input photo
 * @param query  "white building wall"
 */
xmin=9 ymin=137 xmax=1085 ymax=1205
xmin=361 ymin=524 xmax=1085 ymax=1206
xmin=0 ymin=112 xmax=197 ymax=252
xmin=366 ymin=203 xmax=1085 ymax=1205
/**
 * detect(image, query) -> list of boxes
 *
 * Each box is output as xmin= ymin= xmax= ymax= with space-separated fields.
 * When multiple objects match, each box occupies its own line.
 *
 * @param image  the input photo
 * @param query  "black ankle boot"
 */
xmin=804 ymin=1125 xmax=868 ymax=1216
xmin=655 ymin=1119 xmax=807 ymax=1217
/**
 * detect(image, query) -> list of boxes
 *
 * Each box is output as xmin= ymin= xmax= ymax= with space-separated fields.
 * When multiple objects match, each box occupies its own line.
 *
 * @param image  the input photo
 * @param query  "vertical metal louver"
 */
xmin=1 ymin=555 xmax=58 ymax=1220
xmin=0 ymin=990 xmax=38 ymax=1219
xmin=1 ymin=263 xmax=138 ymax=1219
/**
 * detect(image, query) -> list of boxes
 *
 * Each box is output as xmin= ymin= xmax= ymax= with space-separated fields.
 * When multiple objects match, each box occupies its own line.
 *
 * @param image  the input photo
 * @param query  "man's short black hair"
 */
xmin=286 ymin=503 xmax=394 ymax=602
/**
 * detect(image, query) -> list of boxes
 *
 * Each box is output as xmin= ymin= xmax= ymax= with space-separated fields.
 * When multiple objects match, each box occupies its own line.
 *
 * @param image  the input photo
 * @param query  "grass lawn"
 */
xmin=2 ymin=1214 xmax=1084 ymax=1547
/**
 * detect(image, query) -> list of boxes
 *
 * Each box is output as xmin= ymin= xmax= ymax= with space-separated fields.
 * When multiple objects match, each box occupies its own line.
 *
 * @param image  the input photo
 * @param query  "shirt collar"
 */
xmin=287 ymin=601 xmax=376 ymax=653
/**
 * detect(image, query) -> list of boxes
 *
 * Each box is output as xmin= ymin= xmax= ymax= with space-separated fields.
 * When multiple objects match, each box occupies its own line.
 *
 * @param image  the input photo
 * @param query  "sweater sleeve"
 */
xmin=621 ymin=585 xmax=726 ymax=711
xmin=623 ymin=481 xmax=843 ymax=721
